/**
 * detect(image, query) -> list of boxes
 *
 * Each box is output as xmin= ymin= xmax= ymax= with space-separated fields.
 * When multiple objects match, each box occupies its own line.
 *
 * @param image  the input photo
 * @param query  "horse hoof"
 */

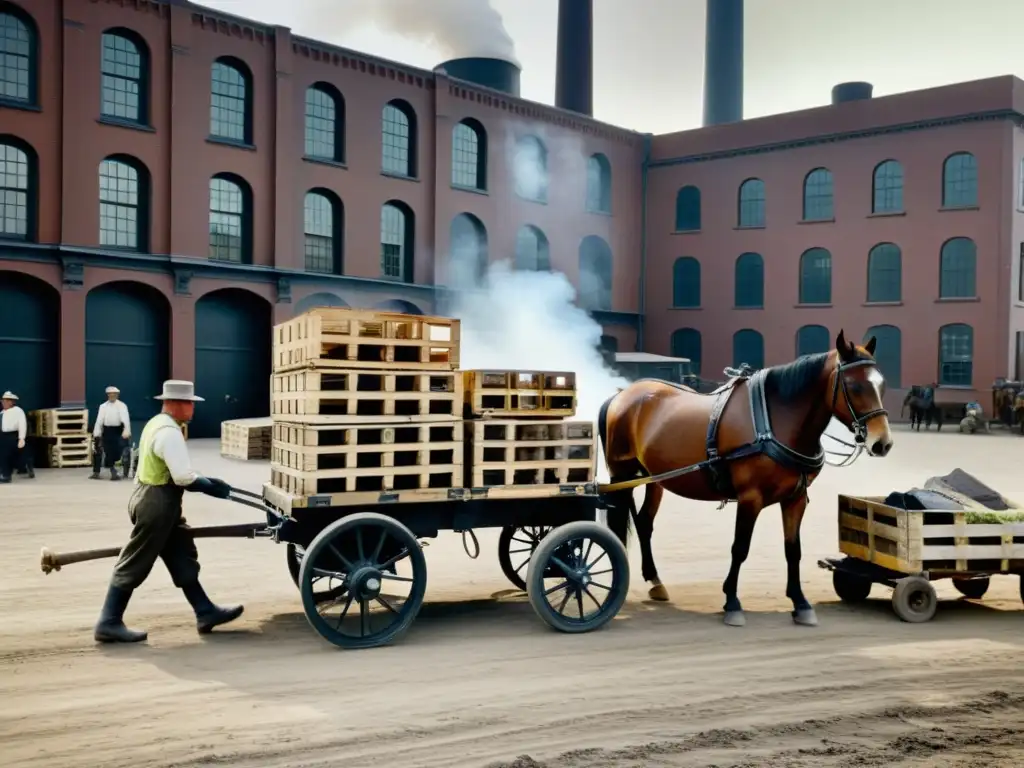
xmin=792 ymin=608 xmax=818 ymax=627
xmin=723 ymin=611 xmax=746 ymax=627
xmin=648 ymin=584 xmax=670 ymax=602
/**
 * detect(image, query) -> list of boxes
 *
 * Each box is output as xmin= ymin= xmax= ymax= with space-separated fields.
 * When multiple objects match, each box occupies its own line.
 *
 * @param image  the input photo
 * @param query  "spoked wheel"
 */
xmin=832 ymin=569 xmax=872 ymax=603
xmin=298 ymin=512 xmax=427 ymax=649
xmin=952 ymin=576 xmax=990 ymax=600
xmin=526 ymin=521 xmax=630 ymax=634
xmin=287 ymin=542 xmax=348 ymax=603
xmin=891 ymin=575 xmax=938 ymax=623
xmin=497 ymin=525 xmax=552 ymax=590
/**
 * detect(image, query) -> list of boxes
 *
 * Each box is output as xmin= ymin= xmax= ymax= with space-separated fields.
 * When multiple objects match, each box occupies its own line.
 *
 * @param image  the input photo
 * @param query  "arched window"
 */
xmin=671 ymin=328 xmax=702 ymax=376
xmin=939 ymin=323 xmax=973 ymax=386
xmin=799 ymin=247 xmax=832 ymax=304
xmin=872 ymin=160 xmax=903 ymax=214
xmin=672 ymin=256 xmax=700 ymax=308
xmin=99 ymin=156 xmax=148 ymax=251
xmin=866 ymin=242 xmax=902 ymax=302
xmin=513 ymin=135 xmax=548 ymax=202
xmin=579 ymin=235 xmax=613 ymax=310
xmin=675 ymin=185 xmax=701 ymax=231
xmin=304 ymin=84 xmax=344 ymax=163
xmin=382 ymin=100 xmax=417 ymax=177
xmin=0 ymin=8 xmax=36 ymax=104
xmin=864 ymin=325 xmax=901 ymax=388
xmin=802 ymin=168 xmax=834 ymax=221
xmin=100 ymin=30 xmax=148 ymax=124
xmin=304 ymin=190 xmax=342 ymax=274
xmin=732 ymin=329 xmax=764 ymax=370
xmin=449 ymin=212 xmax=488 ymax=284
xmin=514 ymin=225 xmax=550 ymax=271
xmin=796 ymin=324 xmax=830 ymax=357
xmin=380 ymin=201 xmax=414 ymax=281
xmin=452 ymin=119 xmax=486 ymax=191
xmin=939 ymin=237 xmax=976 ymax=298
xmin=734 ymin=252 xmax=764 ymax=308
xmin=210 ymin=58 xmax=252 ymax=143
xmin=0 ymin=139 xmax=34 ymax=240
xmin=737 ymin=178 xmax=765 ymax=227
xmin=942 ymin=152 xmax=977 ymax=208
xmin=208 ymin=173 xmax=251 ymax=263
xmin=586 ymin=153 xmax=611 ymax=214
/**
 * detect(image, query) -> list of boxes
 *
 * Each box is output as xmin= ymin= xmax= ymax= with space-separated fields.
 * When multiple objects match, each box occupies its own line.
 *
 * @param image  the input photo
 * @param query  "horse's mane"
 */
xmin=763 ymin=352 xmax=830 ymax=400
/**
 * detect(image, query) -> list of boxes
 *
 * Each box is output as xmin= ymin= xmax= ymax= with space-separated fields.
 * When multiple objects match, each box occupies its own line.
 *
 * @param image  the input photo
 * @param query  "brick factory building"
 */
xmin=0 ymin=0 xmax=1022 ymax=435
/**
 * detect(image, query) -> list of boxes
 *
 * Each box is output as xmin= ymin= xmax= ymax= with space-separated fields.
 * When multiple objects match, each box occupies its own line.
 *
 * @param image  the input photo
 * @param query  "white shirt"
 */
xmin=147 ymin=422 xmax=198 ymax=487
xmin=1 ymin=406 xmax=27 ymax=439
xmin=94 ymin=400 xmax=131 ymax=437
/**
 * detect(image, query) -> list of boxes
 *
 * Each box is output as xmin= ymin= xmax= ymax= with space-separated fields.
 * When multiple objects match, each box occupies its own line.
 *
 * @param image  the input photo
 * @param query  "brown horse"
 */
xmin=598 ymin=330 xmax=893 ymax=628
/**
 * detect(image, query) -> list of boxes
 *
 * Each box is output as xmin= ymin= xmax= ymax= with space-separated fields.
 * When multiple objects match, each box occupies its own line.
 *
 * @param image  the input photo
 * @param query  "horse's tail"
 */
xmin=598 ymin=388 xmax=633 ymax=547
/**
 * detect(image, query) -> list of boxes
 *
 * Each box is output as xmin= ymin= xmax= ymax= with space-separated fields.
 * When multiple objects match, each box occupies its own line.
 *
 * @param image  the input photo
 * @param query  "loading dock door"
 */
xmin=0 ymin=271 xmax=59 ymax=413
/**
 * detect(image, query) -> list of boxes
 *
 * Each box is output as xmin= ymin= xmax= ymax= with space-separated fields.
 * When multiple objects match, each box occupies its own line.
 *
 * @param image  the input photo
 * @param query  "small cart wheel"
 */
xmin=287 ymin=542 xmax=347 ymax=603
xmin=952 ymin=577 xmax=990 ymax=600
xmin=299 ymin=512 xmax=427 ymax=649
xmin=832 ymin=569 xmax=872 ymax=603
xmin=891 ymin=576 xmax=938 ymax=623
xmin=497 ymin=526 xmax=552 ymax=590
xmin=526 ymin=521 xmax=630 ymax=634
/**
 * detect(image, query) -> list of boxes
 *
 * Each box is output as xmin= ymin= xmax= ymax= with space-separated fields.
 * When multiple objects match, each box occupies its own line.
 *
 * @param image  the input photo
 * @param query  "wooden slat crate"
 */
xmin=462 ymin=370 xmax=577 ymax=418
xmin=47 ymin=435 xmax=93 ymax=468
xmin=30 ymin=408 xmax=89 ymax=437
xmin=271 ymin=369 xmax=461 ymax=423
xmin=838 ymin=494 xmax=1024 ymax=575
xmin=273 ymin=308 xmax=460 ymax=373
xmin=272 ymin=421 xmax=462 ymax=471
xmin=270 ymin=457 xmax=463 ymax=497
xmin=220 ymin=417 xmax=272 ymax=461
xmin=465 ymin=419 xmax=596 ymax=488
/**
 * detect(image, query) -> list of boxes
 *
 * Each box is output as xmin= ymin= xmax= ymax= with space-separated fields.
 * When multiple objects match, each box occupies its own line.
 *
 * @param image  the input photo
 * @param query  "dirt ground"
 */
xmin=1 ymin=425 xmax=1023 ymax=768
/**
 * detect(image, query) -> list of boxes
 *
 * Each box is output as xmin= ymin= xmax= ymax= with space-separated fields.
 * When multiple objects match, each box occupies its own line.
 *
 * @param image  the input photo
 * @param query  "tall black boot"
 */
xmin=181 ymin=582 xmax=244 ymax=634
xmin=94 ymin=585 xmax=148 ymax=643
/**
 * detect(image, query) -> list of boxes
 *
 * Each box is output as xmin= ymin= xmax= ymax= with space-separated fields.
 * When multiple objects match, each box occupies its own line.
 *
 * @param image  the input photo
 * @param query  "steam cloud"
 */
xmin=331 ymin=0 xmax=519 ymax=65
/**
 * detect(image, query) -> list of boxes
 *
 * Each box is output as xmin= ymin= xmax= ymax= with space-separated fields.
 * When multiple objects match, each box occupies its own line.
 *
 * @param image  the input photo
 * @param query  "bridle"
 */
xmin=823 ymin=357 xmax=889 ymax=467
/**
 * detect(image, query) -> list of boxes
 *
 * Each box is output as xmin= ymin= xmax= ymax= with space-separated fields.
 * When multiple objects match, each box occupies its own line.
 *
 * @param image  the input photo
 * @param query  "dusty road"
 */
xmin=1 ymin=426 xmax=1023 ymax=767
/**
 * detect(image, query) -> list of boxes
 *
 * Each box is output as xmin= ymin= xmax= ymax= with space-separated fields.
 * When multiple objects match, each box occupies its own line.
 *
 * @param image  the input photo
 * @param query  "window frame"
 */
xmin=871 ymin=159 xmax=903 ymax=214
xmin=208 ymin=173 xmax=252 ymax=263
xmin=303 ymin=189 xmax=342 ymax=275
xmin=672 ymin=256 xmax=701 ymax=308
xmin=866 ymin=242 xmax=902 ymax=303
xmin=209 ymin=58 xmax=253 ymax=145
xmin=98 ymin=155 xmax=147 ymax=252
xmin=674 ymin=185 xmax=701 ymax=231
xmin=938 ymin=323 xmax=973 ymax=387
xmin=304 ymin=84 xmax=344 ymax=164
xmin=513 ymin=135 xmax=548 ymax=203
xmin=0 ymin=138 xmax=35 ymax=241
xmin=380 ymin=200 xmax=414 ymax=282
xmin=382 ymin=100 xmax=417 ymax=178
xmin=451 ymin=119 xmax=486 ymax=191
xmin=942 ymin=152 xmax=978 ymax=208
xmin=737 ymin=178 xmax=765 ymax=227
xmin=734 ymin=252 xmax=764 ymax=308
xmin=586 ymin=153 xmax=612 ymax=214
xmin=938 ymin=237 xmax=977 ymax=299
xmin=732 ymin=329 xmax=764 ymax=370
xmin=798 ymin=247 xmax=832 ymax=304
xmin=100 ymin=30 xmax=149 ymax=125
xmin=0 ymin=8 xmax=38 ymax=106
xmin=802 ymin=167 xmax=834 ymax=221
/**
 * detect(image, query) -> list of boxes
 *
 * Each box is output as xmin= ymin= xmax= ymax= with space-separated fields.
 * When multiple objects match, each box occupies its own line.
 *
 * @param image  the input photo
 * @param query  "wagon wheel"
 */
xmin=298 ymin=512 xmax=427 ymax=649
xmin=526 ymin=521 xmax=630 ymax=634
xmin=832 ymin=569 xmax=872 ymax=603
xmin=952 ymin=576 xmax=990 ymax=600
xmin=497 ymin=526 xmax=552 ymax=591
xmin=891 ymin=575 xmax=937 ymax=623
xmin=286 ymin=542 xmax=348 ymax=603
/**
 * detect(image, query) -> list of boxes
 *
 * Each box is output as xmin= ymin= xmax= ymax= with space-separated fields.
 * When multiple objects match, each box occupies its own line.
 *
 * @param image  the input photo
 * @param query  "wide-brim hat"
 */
xmin=1 ymin=391 xmax=17 ymax=400
xmin=154 ymin=380 xmax=205 ymax=402
xmin=105 ymin=386 xmax=120 ymax=394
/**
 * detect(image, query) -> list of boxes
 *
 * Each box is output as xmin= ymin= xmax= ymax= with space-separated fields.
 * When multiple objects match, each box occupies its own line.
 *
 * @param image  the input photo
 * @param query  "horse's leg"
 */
xmin=722 ymin=500 xmax=762 ymax=627
xmin=781 ymin=493 xmax=817 ymax=627
xmin=634 ymin=484 xmax=668 ymax=601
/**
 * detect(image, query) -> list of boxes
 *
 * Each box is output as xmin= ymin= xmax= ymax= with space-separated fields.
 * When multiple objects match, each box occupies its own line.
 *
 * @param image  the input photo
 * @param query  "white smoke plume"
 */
xmin=324 ymin=0 xmax=519 ymax=65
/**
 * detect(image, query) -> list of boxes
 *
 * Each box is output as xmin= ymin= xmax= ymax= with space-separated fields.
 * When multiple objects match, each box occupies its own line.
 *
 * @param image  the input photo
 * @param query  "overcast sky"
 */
xmin=200 ymin=0 xmax=1021 ymax=135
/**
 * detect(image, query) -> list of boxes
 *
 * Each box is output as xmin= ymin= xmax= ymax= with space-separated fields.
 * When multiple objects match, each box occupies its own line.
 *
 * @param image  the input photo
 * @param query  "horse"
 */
xmin=901 ymin=384 xmax=943 ymax=431
xmin=598 ymin=330 xmax=893 ymax=628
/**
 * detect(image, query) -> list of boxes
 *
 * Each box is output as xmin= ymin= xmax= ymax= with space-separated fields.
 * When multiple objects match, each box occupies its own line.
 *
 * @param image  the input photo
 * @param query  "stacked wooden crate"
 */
xmin=268 ymin=308 xmax=464 ymax=500
xmin=29 ymin=408 xmax=93 ymax=468
xmin=461 ymin=370 xmax=597 ymax=494
xmin=220 ymin=417 xmax=272 ymax=461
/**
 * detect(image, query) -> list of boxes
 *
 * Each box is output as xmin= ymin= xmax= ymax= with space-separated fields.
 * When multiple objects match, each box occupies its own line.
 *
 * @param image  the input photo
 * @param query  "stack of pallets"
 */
xmin=29 ymin=408 xmax=93 ymax=468
xmin=220 ymin=417 xmax=272 ymax=461
xmin=269 ymin=308 xmax=464 ymax=500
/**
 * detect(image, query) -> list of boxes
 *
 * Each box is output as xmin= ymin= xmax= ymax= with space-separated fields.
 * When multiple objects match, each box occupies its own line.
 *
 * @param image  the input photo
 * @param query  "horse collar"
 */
xmin=747 ymin=369 xmax=826 ymax=473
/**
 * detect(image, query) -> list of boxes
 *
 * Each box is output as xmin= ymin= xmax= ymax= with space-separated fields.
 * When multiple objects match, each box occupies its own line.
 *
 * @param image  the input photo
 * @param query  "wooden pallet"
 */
xmin=271 ymin=369 xmax=462 ymax=423
xmin=462 ymin=370 xmax=577 ymax=418
xmin=30 ymin=408 xmax=89 ymax=437
xmin=273 ymin=308 xmax=460 ymax=373
xmin=465 ymin=419 xmax=595 ymax=488
xmin=838 ymin=494 xmax=1024 ymax=575
xmin=273 ymin=420 xmax=462 ymax=469
xmin=220 ymin=417 xmax=272 ymax=461
xmin=270 ymin=459 xmax=463 ymax=497
xmin=47 ymin=437 xmax=93 ymax=468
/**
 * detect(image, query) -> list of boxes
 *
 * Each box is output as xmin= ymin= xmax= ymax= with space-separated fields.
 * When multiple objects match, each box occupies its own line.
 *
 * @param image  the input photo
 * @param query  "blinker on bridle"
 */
xmin=831 ymin=357 xmax=888 ymax=444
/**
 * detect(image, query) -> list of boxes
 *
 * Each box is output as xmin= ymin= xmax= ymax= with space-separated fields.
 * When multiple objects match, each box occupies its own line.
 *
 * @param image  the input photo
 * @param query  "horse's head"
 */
xmin=829 ymin=330 xmax=893 ymax=457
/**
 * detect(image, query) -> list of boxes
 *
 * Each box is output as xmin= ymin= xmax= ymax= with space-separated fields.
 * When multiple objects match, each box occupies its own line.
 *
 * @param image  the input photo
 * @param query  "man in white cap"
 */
xmin=0 ymin=391 xmax=29 ymax=483
xmin=90 ymin=386 xmax=132 ymax=481
xmin=94 ymin=379 xmax=243 ymax=643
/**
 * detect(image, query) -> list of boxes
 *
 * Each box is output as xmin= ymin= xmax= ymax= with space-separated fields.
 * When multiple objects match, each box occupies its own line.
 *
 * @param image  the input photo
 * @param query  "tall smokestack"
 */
xmin=702 ymin=0 xmax=743 ymax=127
xmin=555 ymin=0 xmax=593 ymax=116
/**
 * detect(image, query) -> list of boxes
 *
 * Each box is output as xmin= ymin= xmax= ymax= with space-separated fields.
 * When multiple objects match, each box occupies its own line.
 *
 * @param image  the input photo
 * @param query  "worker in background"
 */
xmin=94 ymin=379 xmax=242 ymax=644
xmin=0 ymin=391 xmax=32 ymax=483
xmin=90 ymin=386 xmax=131 ymax=481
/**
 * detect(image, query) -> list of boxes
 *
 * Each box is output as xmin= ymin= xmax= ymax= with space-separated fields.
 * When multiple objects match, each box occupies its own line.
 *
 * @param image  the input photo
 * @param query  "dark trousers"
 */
xmin=0 ymin=430 xmax=28 ymax=479
xmin=109 ymin=483 xmax=201 ymax=591
xmin=94 ymin=425 xmax=125 ymax=472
